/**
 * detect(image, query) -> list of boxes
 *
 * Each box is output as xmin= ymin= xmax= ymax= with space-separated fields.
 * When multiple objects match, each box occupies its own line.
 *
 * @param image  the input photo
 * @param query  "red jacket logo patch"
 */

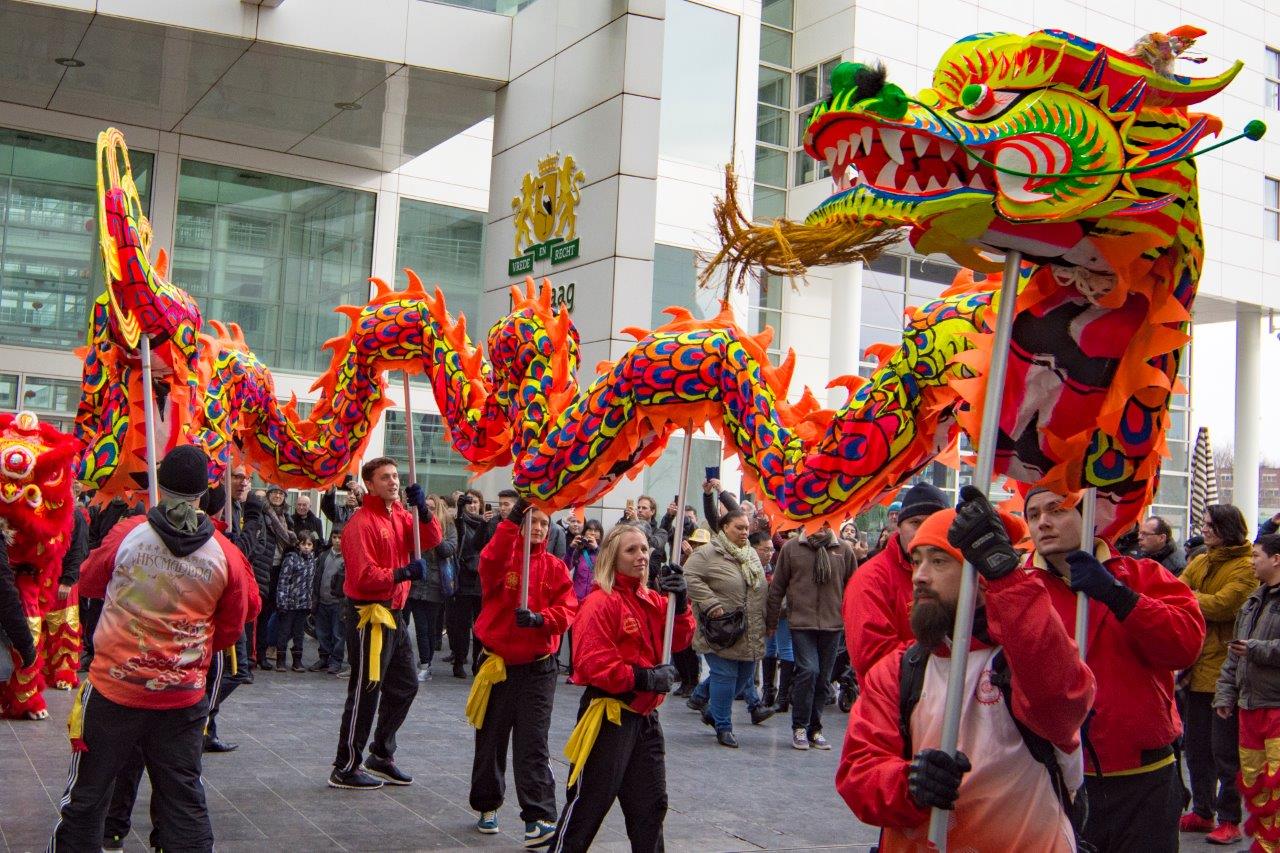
xmin=621 ymin=616 xmax=641 ymax=634
xmin=505 ymin=572 xmax=520 ymax=590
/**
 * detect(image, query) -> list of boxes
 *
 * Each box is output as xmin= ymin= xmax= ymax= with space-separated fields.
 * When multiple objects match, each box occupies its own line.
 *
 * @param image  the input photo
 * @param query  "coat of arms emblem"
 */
xmin=509 ymin=152 xmax=584 ymax=276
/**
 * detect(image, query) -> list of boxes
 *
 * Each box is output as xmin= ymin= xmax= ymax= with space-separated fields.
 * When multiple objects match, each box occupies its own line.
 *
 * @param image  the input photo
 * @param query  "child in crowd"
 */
xmin=277 ymin=531 xmax=318 ymax=672
xmin=312 ymin=526 xmax=347 ymax=674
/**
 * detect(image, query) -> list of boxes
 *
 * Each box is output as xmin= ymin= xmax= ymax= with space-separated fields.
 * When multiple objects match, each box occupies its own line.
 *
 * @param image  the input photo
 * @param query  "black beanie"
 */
xmin=898 ymin=482 xmax=949 ymax=522
xmin=157 ymin=445 xmax=210 ymax=501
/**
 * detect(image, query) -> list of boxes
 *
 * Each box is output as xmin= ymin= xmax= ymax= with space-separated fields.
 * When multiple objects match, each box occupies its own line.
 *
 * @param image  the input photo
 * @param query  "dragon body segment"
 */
xmin=75 ymin=26 xmax=1243 ymax=539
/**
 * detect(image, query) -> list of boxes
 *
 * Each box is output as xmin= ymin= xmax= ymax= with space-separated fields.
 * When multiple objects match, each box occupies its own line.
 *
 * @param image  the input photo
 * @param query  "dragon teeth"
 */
xmin=875 ymin=161 xmax=899 ymax=189
xmin=969 ymin=173 xmax=986 ymax=190
xmin=903 ymin=175 xmax=922 ymax=194
xmin=880 ymin=128 xmax=905 ymax=164
xmin=945 ymin=173 xmax=963 ymax=190
xmin=938 ymin=140 xmax=957 ymax=161
xmin=824 ymin=147 xmax=838 ymax=170
xmin=965 ymin=151 xmax=980 ymax=170
xmin=912 ymin=134 xmax=931 ymax=158
xmin=848 ymin=132 xmax=863 ymax=157
xmin=925 ymin=175 xmax=942 ymax=193
xmin=837 ymin=138 xmax=849 ymax=163
xmin=860 ymin=126 xmax=873 ymax=153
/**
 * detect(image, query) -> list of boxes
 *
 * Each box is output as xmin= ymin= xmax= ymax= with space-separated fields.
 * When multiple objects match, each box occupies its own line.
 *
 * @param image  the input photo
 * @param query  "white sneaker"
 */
xmin=791 ymin=728 xmax=810 ymax=750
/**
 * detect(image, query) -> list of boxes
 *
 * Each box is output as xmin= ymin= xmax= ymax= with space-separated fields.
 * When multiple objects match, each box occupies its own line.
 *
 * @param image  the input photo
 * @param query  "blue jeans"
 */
xmin=766 ymin=619 xmax=793 ymax=662
xmin=790 ymin=629 xmax=841 ymax=735
xmin=314 ymin=601 xmax=344 ymax=666
xmin=705 ymin=653 xmax=762 ymax=733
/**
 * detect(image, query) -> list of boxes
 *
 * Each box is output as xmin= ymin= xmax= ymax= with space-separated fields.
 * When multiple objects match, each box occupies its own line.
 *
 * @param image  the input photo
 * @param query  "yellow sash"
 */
xmin=67 ymin=682 xmax=88 ymax=751
xmin=355 ymin=604 xmax=397 ymax=682
xmin=563 ymin=697 xmax=632 ymax=787
xmin=228 ymin=644 xmax=237 ymax=677
xmin=465 ymin=653 xmax=507 ymax=729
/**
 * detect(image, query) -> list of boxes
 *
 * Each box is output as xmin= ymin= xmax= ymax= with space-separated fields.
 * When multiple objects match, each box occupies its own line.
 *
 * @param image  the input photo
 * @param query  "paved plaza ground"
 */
xmin=0 ymin=657 xmax=1231 ymax=852
xmin=2 ymin=655 xmax=879 ymax=853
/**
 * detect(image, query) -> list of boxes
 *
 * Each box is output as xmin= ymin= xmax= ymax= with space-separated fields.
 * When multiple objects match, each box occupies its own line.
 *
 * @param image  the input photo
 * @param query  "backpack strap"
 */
xmin=897 ymin=643 xmax=929 ymax=759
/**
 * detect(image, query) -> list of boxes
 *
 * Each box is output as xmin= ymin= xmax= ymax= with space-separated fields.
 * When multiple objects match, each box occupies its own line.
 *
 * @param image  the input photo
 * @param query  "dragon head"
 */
xmin=803 ymin=28 xmax=1241 ymax=278
xmin=0 ymin=412 xmax=79 ymax=565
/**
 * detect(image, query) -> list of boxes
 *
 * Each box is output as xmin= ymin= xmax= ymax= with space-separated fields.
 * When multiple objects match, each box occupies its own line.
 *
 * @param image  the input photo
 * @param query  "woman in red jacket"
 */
xmin=549 ymin=523 xmax=695 ymax=853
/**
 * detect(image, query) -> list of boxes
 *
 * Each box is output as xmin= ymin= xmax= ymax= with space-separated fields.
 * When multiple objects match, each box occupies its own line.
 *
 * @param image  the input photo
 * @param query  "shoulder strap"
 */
xmin=898 ymin=643 xmax=929 ymax=759
xmin=990 ymin=651 xmax=1086 ymax=835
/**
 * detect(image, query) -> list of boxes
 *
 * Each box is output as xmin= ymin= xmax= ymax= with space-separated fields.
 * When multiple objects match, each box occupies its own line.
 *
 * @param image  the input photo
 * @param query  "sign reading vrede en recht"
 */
xmin=509 ymin=152 xmax=584 ymax=277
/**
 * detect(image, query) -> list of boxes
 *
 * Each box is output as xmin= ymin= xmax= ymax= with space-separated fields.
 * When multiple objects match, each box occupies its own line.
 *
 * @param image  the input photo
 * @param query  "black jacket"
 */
xmin=58 ymin=508 xmax=90 ymax=587
xmin=320 ymin=487 xmax=358 ymax=526
xmin=289 ymin=510 xmax=324 ymax=543
xmin=0 ymin=537 xmax=36 ymax=667
xmin=88 ymin=495 xmax=144 ymax=550
xmin=240 ymin=497 xmax=277 ymax=590
xmin=454 ymin=509 xmax=489 ymax=597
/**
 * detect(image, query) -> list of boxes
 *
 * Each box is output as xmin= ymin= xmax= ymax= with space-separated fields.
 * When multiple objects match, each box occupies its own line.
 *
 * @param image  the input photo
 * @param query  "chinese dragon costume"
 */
xmin=0 ymin=412 xmax=81 ymax=719
xmin=75 ymin=26 xmax=1254 ymax=542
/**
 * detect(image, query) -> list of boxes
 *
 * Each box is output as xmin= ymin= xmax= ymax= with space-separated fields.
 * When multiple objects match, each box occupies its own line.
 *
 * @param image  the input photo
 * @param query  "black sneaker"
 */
xmin=364 ymin=755 xmax=413 ymax=786
xmin=686 ymin=694 xmax=708 ymax=712
xmin=307 ymin=660 xmax=328 ymax=672
xmin=716 ymin=730 xmax=739 ymax=748
xmin=328 ymin=768 xmax=384 ymax=790
xmin=750 ymin=705 xmax=776 ymax=725
xmin=102 ymin=835 xmax=125 ymax=852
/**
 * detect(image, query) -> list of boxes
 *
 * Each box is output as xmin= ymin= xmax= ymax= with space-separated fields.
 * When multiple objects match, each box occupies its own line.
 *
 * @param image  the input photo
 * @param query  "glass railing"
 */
xmin=420 ymin=0 xmax=538 ymax=16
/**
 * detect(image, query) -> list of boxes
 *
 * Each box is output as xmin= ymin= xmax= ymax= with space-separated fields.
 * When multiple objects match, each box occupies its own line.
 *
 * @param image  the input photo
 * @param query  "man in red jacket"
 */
xmin=50 ymin=446 xmax=253 ymax=852
xmin=1022 ymin=486 xmax=1205 ymax=853
xmin=329 ymin=456 xmax=442 ymax=791
xmin=838 ymin=488 xmax=1095 ymax=852
xmin=845 ymin=482 xmax=949 ymax=682
xmin=466 ymin=497 xmax=577 ymax=847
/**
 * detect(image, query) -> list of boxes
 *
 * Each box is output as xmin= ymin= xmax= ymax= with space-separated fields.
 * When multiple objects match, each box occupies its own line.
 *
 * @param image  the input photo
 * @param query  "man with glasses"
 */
xmin=1137 ymin=516 xmax=1187 ymax=576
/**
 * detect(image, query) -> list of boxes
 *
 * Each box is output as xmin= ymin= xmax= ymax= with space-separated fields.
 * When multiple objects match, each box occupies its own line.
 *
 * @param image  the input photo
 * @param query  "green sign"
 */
xmin=508 ymin=237 xmax=579 ymax=276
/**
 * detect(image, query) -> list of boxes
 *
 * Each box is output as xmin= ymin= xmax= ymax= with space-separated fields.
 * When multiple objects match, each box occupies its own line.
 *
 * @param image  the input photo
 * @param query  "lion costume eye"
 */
xmin=955 ymin=84 xmax=1022 ymax=121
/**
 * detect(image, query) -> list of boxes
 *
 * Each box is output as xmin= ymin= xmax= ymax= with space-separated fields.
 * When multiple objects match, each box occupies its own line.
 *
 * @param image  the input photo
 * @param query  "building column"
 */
xmin=828 ymin=261 xmax=863 ymax=407
xmin=1235 ymin=304 xmax=1262 ymax=528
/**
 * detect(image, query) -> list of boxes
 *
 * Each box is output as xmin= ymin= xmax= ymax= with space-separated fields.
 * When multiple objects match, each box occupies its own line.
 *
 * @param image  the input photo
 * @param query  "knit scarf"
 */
xmin=807 ymin=529 xmax=835 ymax=585
xmin=715 ymin=531 xmax=764 ymax=588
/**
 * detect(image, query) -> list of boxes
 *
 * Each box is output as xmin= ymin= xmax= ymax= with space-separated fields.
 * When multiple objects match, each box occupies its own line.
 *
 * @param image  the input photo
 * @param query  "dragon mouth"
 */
xmin=813 ymin=119 xmax=996 ymax=200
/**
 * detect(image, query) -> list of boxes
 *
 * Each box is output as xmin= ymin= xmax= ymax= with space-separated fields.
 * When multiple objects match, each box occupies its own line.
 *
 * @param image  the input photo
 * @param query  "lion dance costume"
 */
xmin=75 ymin=28 xmax=1254 ymax=546
xmin=0 ymin=411 xmax=81 ymax=718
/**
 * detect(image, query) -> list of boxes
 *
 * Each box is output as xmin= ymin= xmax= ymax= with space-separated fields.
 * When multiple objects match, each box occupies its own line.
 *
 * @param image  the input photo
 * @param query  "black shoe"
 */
xmin=453 ymin=664 xmax=466 ymax=678
xmin=364 ymin=755 xmax=413 ymax=786
xmin=307 ymin=660 xmax=328 ymax=672
xmin=716 ymin=730 xmax=739 ymax=748
xmin=674 ymin=683 xmax=694 ymax=698
xmin=258 ymin=657 xmax=274 ymax=671
xmin=686 ymin=694 xmax=708 ymax=712
xmin=102 ymin=835 xmax=125 ymax=852
xmin=750 ymin=705 xmax=776 ymax=725
xmin=203 ymin=736 xmax=239 ymax=753
xmin=291 ymin=661 xmax=305 ymax=673
xmin=700 ymin=710 xmax=715 ymax=728
xmin=328 ymin=768 xmax=384 ymax=790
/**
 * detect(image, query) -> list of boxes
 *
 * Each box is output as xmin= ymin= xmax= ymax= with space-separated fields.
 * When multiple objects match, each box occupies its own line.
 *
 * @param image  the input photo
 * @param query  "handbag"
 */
xmin=698 ymin=606 xmax=747 ymax=649
xmin=439 ymin=556 xmax=458 ymax=598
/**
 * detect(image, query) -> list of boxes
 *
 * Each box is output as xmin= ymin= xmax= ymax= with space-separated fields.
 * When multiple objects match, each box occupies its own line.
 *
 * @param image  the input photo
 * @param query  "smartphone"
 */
xmin=626 ymin=498 xmax=635 ymax=510
xmin=705 ymin=465 xmax=720 ymax=481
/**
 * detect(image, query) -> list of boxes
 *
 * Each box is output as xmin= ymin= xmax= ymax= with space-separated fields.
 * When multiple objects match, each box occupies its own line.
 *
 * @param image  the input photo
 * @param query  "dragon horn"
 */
xmin=370 ymin=277 xmax=392 ymax=298
xmin=403 ymin=268 xmax=427 ymax=296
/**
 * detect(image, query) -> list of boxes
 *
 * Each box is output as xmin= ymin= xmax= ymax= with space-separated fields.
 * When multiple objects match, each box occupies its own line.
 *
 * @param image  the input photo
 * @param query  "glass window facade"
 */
xmin=748 ymin=273 xmax=785 ymax=365
xmin=643 ymin=435 xmax=724 ymax=529
xmin=396 ymin=197 xmax=485 ymax=330
xmin=0 ymin=373 xmax=79 ymax=433
xmin=651 ymin=244 xmax=720 ymax=329
xmin=382 ymin=410 xmax=470 ymax=498
xmin=756 ymin=10 xmax=792 ymax=223
xmin=1266 ymin=177 xmax=1279 ymax=240
xmin=0 ymin=128 xmax=152 ymax=350
xmin=794 ymin=59 xmax=840 ymax=186
xmin=659 ymin=0 xmax=739 ymax=167
xmin=1267 ymin=47 xmax=1280 ymax=111
xmin=173 ymin=161 xmax=375 ymax=374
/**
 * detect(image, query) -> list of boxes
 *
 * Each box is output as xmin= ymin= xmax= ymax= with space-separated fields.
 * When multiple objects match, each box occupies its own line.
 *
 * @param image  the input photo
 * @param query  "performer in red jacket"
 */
xmin=1022 ymin=486 xmax=1205 ymax=853
xmin=50 ymin=446 xmax=253 ymax=852
xmin=329 ymin=456 xmax=442 ymax=791
xmin=466 ymin=498 xmax=577 ymax=847
xmin=838 ymin=489 xmax=1095 ymax=852
xmin=549 ymin=523 xmax=695 ymax=853
xmin=844 ymin=483 xmax=949 ymax=682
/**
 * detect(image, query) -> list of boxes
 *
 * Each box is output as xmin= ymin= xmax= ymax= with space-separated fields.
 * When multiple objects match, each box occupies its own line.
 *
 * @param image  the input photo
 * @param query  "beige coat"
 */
xmin=683 ymin=539 xmax=767 ymax=661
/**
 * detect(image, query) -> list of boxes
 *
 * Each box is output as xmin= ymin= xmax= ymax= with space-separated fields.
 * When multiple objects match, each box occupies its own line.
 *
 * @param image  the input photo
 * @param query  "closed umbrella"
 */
xmin=1189 ymin=425 xmax=1218 ymax=534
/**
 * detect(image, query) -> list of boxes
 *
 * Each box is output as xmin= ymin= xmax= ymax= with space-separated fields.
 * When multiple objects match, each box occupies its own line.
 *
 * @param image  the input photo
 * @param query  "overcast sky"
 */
xmin=1192 ymin=319 xmax=1280 ymax=464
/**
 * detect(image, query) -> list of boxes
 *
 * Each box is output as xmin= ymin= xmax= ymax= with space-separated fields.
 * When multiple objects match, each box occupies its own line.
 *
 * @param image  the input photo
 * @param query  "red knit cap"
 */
xmin=909 ymin=508 xmax=1030 ymax=564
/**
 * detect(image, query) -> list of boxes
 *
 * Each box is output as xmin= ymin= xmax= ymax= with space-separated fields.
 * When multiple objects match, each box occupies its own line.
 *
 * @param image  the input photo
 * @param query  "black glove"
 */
xmin=907 ymin=749 xmax=972 ymax=810
xmin=656 ymin=564 xmax=688 ymax=613
xmin=18 ymin=644 xmax=36 ymax=669
xmin=393 ymin=558 xmax=427 ymax=583
xmin=947 ymin=485 xmax=1019 ymax=581
xmin=404 ymin=483 xmax=429 ymax=516
xmin=631 ymin=664 xmax=678 ymax=693
xmin=507 ymin=497 xmax=529 ymax=526
xmin=515 ymin=608 xmax=545 ymax=629
xmin=1066 ymin=550 xmax=1139 ymax=620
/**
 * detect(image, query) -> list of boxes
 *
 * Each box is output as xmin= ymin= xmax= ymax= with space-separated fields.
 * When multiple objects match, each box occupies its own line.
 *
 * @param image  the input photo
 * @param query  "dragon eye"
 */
xmin=955 ymin=84 xmax=1021 ymax=121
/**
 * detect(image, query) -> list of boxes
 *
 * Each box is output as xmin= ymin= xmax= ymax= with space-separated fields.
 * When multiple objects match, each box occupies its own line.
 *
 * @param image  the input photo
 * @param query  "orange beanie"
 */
xmin=910 ymin=507 xmax=1029 ymax=564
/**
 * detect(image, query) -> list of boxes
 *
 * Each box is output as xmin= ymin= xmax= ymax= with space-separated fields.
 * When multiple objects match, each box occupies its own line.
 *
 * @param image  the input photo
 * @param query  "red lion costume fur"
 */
xmin=0 ymin=411 xmax=81 ymax=719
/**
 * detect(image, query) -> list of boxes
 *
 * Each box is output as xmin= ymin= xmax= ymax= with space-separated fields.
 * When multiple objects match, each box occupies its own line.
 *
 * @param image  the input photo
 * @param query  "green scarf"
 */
xmin=160 ymin=497 xmax=200 ymax=534
xmin=715 ymin=531 xmax=764 ymax=588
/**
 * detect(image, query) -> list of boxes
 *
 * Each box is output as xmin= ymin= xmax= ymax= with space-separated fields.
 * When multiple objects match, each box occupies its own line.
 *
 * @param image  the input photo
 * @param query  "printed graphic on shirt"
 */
xmin=975 ymin=667 xmax=1001 ymax=706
